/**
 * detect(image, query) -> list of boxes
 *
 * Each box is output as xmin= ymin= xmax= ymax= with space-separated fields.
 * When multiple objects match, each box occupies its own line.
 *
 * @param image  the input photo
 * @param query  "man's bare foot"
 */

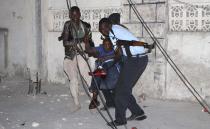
xmin=71 ymin=104 xmax=81 ymax=113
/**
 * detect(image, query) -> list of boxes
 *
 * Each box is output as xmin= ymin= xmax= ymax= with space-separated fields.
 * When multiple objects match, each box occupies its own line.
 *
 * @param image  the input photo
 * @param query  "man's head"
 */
xmin=103 ymin=38 xmax=113 ymax=52
xmin=69 ymin=6 xmax=81 ymax=23
xmin=99 ymin=18 xmax=112 ymax=36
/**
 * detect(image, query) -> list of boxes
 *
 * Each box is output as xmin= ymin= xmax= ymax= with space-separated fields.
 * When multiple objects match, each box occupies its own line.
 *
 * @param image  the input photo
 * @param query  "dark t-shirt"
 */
xmin=95 ymin=44 xmax=115 ymax=58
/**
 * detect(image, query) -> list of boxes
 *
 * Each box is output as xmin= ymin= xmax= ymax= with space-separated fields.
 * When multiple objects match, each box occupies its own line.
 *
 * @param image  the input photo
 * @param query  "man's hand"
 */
xmin=144 ymin=42 xmax=155 ymax=53
xmin=83 ymin=34 xmax=90 ymax=44
xmin=58 ymin=35 xmax=63 ymax=41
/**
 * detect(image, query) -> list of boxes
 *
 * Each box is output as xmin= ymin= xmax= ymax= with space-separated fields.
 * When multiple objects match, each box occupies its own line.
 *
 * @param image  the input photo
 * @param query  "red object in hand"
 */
xmin=88 ymin=68 xmax=107 ymax=78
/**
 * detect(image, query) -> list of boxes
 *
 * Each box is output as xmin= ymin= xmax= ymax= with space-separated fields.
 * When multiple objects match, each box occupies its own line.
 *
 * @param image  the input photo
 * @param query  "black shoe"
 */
xmin=107 ymin=120 xmax=127 ymax=127
xmin=89 ymin=99 xmax=100 ymax=109
xmin=127 ymin=114 xmax=147 ymax=121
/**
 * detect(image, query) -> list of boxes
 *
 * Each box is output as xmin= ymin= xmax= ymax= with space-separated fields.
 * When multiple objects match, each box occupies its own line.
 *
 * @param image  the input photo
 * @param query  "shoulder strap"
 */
xmin=110 ymin=29 xmax=118 ymax=40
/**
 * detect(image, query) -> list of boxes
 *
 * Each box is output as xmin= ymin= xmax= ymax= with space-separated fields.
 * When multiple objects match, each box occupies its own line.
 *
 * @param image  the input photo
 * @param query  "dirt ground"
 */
xmin=0 ymin=79 xmax=209 ymax=129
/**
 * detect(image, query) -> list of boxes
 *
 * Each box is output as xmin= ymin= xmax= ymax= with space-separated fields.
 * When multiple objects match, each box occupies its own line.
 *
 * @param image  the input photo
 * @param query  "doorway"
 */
xmin=0 ymin=28 xmax=8 ymax=74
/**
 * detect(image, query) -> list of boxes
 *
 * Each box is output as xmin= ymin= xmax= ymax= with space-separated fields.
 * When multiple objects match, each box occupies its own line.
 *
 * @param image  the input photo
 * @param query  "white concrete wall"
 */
xmin=0 ymin=0 xmax=40 ymax=80
xmin=166 ymin=32 xmax=210 ymax=100
xmin=166 ymin=0 xmax=210 ymax=101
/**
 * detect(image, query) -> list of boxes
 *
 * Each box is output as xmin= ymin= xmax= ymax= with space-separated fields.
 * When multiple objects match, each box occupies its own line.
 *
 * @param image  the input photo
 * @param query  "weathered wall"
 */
xmin=0 ymin=0 xmax=209 ymax=101
xmin=0 ymin=0 xmax=42 ymax=80
xmin=121 ymin=0 xmax=210 ymax=102
xmin=166 ymin=0 xmax=210 ymax=101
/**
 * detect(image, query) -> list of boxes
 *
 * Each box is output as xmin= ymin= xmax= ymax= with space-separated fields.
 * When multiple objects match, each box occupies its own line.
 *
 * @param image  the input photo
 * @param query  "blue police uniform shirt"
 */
xmin=109 ymin=25 xmax=145 ymax=56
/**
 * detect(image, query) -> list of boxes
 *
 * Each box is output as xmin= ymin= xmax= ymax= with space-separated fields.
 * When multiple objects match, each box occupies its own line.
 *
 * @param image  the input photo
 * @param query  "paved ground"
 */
xmin=0 ymin=79 xmax=209 ymax=129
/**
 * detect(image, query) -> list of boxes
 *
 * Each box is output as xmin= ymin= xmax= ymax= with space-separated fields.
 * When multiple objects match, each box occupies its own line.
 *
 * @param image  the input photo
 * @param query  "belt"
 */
xmin=130 ymin=53 xmax=148 ymax=58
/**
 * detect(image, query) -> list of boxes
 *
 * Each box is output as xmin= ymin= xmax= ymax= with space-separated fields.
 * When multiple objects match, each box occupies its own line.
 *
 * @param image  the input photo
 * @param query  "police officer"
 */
xmin=99 ymin=18 xmax=154 ymax=126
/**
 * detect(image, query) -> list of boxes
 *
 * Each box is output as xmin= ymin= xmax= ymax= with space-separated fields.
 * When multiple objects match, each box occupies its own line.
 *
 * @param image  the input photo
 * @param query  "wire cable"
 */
xmin=66 ymin=0 xmax=70 ymax=11
xmin=72 ymin=28 xmax=118 ymax=128
xmin=74 ymin=0 xmax=78 ymax=6
xmin=64 ymin=0 xmax=120 ymax=128
xmin=75 ymin=55 xmax=117 ymax=129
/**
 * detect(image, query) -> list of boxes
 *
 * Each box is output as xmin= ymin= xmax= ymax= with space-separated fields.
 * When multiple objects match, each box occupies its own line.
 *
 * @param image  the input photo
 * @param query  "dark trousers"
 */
xmin=114 ymin=55 xmax=148 ymax=123
xmin=101 ymin=89 xmax=115 ymax=107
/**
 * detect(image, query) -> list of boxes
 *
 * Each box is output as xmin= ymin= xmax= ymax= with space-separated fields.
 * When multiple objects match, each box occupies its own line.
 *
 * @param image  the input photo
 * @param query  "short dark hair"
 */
xmin=103 ymin=38 xmax=113 ymax=47
xmin=99 ymin=18 xmax=111 ymax=26
xmin=108 ymin=13 xmax=120 ymax=24
xmin=70 ymin=6 xmax=80 ymax=13
xmin=103 ymin=37 xmax=111 ymax=43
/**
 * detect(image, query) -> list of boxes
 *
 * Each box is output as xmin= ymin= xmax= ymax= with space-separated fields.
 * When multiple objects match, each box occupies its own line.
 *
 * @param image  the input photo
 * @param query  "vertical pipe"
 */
xmin=35 ymin=0 xmax=42 ymax=70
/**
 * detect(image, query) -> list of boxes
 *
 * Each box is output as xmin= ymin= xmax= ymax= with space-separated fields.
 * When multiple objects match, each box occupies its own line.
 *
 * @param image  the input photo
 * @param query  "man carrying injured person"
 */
xmin=99 ymin=17 xmax=154 ymax=126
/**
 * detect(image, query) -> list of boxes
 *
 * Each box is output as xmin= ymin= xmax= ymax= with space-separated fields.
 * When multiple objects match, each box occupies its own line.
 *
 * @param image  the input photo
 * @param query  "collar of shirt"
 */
xmin=71 ymin=21 xmax=85 ymax=39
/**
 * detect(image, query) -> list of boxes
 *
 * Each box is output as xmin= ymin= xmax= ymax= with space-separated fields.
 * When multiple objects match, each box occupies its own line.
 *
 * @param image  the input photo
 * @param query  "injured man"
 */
xmin=84 ymin=36 xmax=122 ymax=110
